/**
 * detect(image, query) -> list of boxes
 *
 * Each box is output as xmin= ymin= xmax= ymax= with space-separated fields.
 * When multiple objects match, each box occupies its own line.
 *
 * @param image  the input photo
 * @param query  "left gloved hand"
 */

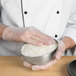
xmin=23 ymin=40 xmax=65 ymax=71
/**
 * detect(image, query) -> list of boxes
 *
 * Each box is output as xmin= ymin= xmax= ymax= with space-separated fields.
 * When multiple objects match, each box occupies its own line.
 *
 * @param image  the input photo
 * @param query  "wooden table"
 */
xmin=0 ymin=56 xmax=76 ymax=76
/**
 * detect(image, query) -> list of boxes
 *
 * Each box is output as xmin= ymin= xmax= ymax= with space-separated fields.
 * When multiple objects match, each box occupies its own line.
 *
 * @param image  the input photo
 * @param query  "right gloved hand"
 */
xmin=2 ymin=26 xmax=55 ymax=46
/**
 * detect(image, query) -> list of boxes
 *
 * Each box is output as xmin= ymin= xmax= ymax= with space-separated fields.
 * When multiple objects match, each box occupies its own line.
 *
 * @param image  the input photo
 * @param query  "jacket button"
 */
xmin=57 ymin=11 xmax=60 ymax=14
xmin=55 ymin=34 xmax=58 ymax=38
xmin=24 ymin=11 xmax=28 ymax=14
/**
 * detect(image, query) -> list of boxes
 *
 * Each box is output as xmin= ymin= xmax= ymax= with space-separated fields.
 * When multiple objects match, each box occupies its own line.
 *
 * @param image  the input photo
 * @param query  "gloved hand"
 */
xmin=23 ymin=40 xmax=65 ymax=71
xmin=2 ymin=26 xmax=55 ymax=46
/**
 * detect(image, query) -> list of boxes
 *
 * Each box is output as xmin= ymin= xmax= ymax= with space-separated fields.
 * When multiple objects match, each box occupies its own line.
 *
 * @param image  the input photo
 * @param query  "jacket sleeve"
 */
xmin=62 ymin=1 xmax=76 ymax=44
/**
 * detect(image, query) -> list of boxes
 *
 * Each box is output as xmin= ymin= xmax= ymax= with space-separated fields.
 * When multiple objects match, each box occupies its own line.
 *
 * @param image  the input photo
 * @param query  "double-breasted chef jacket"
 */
xmin=0 ymin=0 xmax=76 ymax=56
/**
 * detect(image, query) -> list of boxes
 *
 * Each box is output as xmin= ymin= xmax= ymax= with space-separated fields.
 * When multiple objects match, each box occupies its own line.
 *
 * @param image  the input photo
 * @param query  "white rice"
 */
xmin=21 ymin=43 xmax=57 ymax=57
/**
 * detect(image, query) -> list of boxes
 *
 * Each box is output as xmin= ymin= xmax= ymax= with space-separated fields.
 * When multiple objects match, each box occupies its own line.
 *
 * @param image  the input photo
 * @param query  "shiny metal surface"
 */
xmin=22 ymin=49 xmax=57 ymax=65
xmin=22 ymin=41 xmax=58 ymax=65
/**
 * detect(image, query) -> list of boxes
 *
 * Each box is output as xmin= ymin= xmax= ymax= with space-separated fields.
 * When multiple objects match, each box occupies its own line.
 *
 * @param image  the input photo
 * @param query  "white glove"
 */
xmin=2 ymin=26 xmax=55 ymax=46
xmin=23 ymin=40 xmax=65 ymax=71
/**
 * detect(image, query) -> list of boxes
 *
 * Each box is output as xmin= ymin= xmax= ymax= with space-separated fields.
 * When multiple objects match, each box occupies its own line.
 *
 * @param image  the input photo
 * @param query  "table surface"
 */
xmin=0 ymin=56 xmax=76 ymax=76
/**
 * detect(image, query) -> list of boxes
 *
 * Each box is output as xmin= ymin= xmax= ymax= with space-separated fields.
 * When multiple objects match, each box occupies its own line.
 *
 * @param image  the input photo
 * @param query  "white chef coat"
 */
xmin=0 ymin=0 xmax=76 ymax=56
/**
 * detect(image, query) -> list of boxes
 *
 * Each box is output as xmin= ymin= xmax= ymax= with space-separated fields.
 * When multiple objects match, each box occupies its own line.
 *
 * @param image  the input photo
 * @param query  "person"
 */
xmin=0 ymin=0 xmax=76 ymax=70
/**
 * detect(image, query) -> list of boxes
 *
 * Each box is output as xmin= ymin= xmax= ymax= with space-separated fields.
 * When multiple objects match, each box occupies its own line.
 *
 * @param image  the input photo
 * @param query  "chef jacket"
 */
xmin=0 ymin=0 xmax=76 ymax=56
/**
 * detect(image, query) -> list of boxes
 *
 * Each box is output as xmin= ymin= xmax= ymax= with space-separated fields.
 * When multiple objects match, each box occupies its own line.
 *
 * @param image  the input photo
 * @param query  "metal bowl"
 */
xmin=21 ymin=42 xmax=58 ymax=65
xmin=22 ymin=50 xmax=57 ymax=65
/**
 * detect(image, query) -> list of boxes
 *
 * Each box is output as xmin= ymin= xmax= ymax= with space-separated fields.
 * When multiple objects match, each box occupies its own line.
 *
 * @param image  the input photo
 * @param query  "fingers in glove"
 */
xmin=54 ymin=50 xmax=63 ymax=60
xmin=26 ymin=38 xmax=43 ymax=46
xmin=32 ymin=59 xmax=57 ymax=71
xmin=33 ymin=30 xmax=55 ymax=45
xmin=37 ymin=33 xmax=55 ymax=45
xmin=31 ymin=35 xmax=51 ymax=45
xmin=21 ymin=31 xmax=50 ymax=46
xmin=21 ymin=27 xmax=55 ymax=45
xmin=23 ymin=61 xmax=32 ymax=68
xmin=53 ymin=40 xmax=65 ymax=60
